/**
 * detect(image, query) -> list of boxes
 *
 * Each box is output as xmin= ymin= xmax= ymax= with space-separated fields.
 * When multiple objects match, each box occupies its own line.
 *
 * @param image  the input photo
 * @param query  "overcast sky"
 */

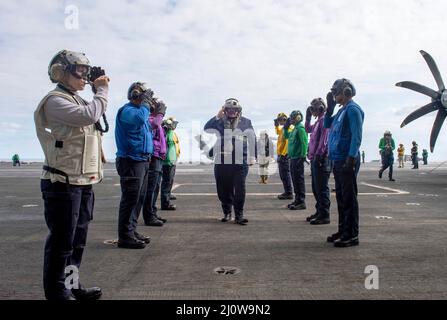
xmin=1 ymin=0 xmax=447 ymax=162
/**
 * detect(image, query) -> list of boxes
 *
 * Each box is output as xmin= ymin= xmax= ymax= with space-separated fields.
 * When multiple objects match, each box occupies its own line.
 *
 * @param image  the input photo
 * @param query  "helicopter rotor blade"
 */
xmin=396 ymin=81 xmax=440 ymax=99
xmin=400 ymin=101 xmax=439 ymax=128
xmin=430 ymin=108 xmax=447 ymax=152
xmin=420 ymin=50 xmax=445 ymax=91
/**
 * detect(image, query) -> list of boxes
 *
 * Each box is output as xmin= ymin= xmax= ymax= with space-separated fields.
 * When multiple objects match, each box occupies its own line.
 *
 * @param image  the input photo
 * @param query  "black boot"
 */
xmin=145 ymin=218 xmax=163 ymax=226
xmin=221 ymin=213 xmax=232 ymax=222
xmin=278 ymin=193 xmax=294 ymax=200
xmin=310 ymin=215 xmax=330 ymax=225
xmin=161 ymin=204 xmax=176 ymax=211
xmin=327 ymin=232 xmax=341 ymax=243
xmin=235 ymin=217 xmax=248 ymax=225
xmin=71 ymin=285 xmax=102 ymax=300
xmin=334 ymin=236 xmax=359 ymax=247
xmin=134 ymin=231 xmax=151 ymax=244
xmin=118 ymin=237 xmax=147 ymax=249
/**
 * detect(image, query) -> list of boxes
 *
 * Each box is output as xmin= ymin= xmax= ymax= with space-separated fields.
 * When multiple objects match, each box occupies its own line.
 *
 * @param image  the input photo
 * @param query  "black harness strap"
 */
xmin=43 ymin=165 xmax=70 ymax=187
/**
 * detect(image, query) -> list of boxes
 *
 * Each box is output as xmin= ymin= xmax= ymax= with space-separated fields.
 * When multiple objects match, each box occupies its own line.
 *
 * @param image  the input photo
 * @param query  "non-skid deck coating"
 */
xmin=1 ymin=162 xmax=447 ymax=300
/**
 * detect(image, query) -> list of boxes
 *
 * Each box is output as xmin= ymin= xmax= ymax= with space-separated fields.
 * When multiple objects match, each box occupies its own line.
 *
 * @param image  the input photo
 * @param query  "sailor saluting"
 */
xmin=34 ymin=50 xmax=109 ymax=300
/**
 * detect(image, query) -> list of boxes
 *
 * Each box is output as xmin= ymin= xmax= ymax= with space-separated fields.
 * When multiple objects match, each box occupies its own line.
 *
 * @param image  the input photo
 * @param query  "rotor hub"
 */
xmin=441 ymin=90 xmax=447 ymax=109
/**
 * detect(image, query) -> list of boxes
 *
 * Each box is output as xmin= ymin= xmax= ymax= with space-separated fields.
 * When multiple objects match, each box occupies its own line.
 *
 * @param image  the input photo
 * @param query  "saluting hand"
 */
xmin=217 ymin=107 xmax=225 ymax=119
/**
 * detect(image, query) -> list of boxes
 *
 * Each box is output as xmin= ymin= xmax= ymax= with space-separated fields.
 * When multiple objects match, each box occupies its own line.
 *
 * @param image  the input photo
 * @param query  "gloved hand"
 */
xmin=326 ymin=91 xmax=336 ymax=116
xmin=274 ymin=118 xmax=279 ymax=127
xmin=306 ymin=106 xmax=312 ymax=123
xmin=89 ymin=66 xmax=106 ymax=94
xmin=155 ymin=100 xmax=167 ymax=115
xmin=343 ymin=156 xmax=357 ymax=174
xmin=140 ymin=88 xmax=155 ymax=110
xmin=283 ymin=118 xmax=291 ymax=129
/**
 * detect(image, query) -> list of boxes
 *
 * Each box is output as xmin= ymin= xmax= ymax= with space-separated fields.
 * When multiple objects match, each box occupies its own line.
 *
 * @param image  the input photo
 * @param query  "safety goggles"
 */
xmin=68 ymin=64 xmax=91 ymax=80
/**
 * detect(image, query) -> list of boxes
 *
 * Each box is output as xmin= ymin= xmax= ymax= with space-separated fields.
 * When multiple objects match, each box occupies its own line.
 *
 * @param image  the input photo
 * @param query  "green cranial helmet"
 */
xmin=289 ymin=110 xmax=303 ymax=123
xmin=48 ymin=50 xmax=91 ymax=83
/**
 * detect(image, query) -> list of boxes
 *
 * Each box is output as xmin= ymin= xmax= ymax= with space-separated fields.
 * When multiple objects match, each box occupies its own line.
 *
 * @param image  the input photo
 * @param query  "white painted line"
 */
xmin=22 ymin=204 xmax=38 ymax=208
xmin=375 ymin=216 xmax=393 ymax=219
xmin=176 ymin=169 xmax=205 ymax=173
xmin=406 ymin=203 xmax=420 ymax=206
xmin=360 ymin=182 xmax=410 ymax=195
xmin=173 ymin=182 xmax=410 ymax=196
xmin=177 ymin=182 xmax=285 ymax=186
xmin=173 ymin=192 xmax=405 ymax=196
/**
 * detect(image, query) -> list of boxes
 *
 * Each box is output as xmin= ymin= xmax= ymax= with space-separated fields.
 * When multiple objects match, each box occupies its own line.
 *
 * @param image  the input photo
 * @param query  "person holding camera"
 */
xmin=34 ymin=50 xmax=109 ymax=300
xmin=204 ymin=98 xmax=257 ymax=225
xmin=324 ymin=78 xmax=364 ymax=247
xmin=283 ymin=110 xmax=308 ymax=211
xmin=115 ymin=82 xmax=155 ymax=249
xmin=274 ymin=113 xmax=294 ymax=200
xmin=139 ymin=99 xmax=168 ymax=226
xmin=305 ymin=98 xmax=331 ymax=224
xmin=378 ymin=130 xmax=396 ymax=181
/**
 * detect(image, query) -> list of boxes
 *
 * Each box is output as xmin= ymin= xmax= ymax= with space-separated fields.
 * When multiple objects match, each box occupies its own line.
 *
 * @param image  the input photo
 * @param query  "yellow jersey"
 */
xmin=275 ymin=125 xmax=293 ymax=156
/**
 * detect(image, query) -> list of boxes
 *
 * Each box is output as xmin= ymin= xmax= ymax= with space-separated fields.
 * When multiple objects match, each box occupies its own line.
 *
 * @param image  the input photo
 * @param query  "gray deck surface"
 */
xmin=1 ymin=161 xmax=446 ymax=300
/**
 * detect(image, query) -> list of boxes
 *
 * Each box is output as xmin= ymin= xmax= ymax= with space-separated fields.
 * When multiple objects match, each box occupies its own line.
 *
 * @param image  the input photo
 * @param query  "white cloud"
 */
xmin=1 ymin=0 xmax=447 ymax=160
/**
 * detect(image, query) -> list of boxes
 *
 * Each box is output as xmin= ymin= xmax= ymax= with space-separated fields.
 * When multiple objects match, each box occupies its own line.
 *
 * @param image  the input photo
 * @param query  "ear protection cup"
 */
xmin=49 ymin=63 xmax=67 ymax=83
xmin=130 ymin=89 xmax=141 ymax=100
xmin=341 ymin=78 xmax=356 ymax=98
xmin=310 ymin=98 xmax=326 ymax=114
xmin=127 ymin=82 xmax=147 ymax=101
xmin=343 ymin=84 xmax=352 ymax=98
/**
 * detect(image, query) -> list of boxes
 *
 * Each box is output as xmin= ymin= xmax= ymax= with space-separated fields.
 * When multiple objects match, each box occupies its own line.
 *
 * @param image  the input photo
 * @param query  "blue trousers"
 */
xmin=116 ymin=157 xmax=150 ymax=240
xmin=310 ymin=157 xmax=331 ymax=218
xmin=412 ymin=153 xmax=419 ymax=168
xmin=138 ymin=157 xmax=163 ymax=223
xmin=290 ymin=157 xmax=306 ymax=204
xmin=380 ymin=154 xmax=394 ymax=178
xmin=277 ymin=155 xmax=293 ymax=194
xmin=332 ymin=157 xmax=360 ymax=239
xmin=41 ymin=180 xmax=94 ymax=300
xmin=214 ymin=164 xmax=249 ymax=219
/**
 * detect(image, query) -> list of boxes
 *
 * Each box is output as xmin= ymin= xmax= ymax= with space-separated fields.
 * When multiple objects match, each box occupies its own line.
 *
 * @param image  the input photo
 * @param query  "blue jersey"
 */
xmin=115 ymin=102 xmax=153 ymax=161
xmin=324 ymin=100 xmax=364 ymax=161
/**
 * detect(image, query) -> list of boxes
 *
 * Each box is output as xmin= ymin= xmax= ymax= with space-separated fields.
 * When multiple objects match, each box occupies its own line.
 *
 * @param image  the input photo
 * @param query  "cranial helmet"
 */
xmin=277 ymin=112 xmax=288 ymax=120
xmin=127 ymin=82 xmax=152 ymax=101
xmin=310 ymin=98 xmax=327 ymax=113
xmin=289 ymin=110 xmax=303 ymax=123
xmin=331 ymin=78 xmax=356 ymax=98
xmin=48 ymin=50 xmax=91 ymax=83
xmin=223 ymin=98 xmax=242 ymax=119
xmin=163 ymin=116 xmax=179 ymax=130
